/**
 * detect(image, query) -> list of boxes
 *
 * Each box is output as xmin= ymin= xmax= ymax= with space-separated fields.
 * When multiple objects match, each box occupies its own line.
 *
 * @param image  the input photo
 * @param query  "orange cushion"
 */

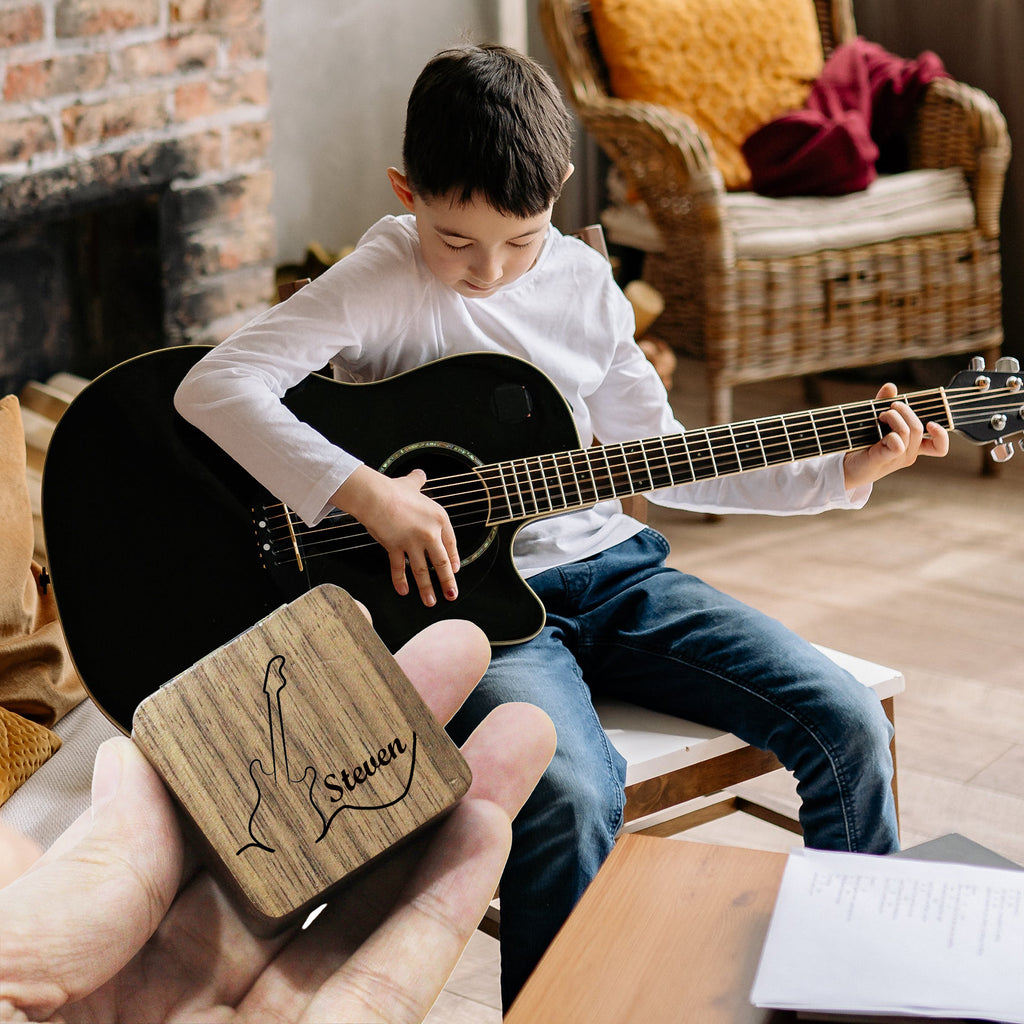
xmin=590 ymin=0 xmax=824 ymax=189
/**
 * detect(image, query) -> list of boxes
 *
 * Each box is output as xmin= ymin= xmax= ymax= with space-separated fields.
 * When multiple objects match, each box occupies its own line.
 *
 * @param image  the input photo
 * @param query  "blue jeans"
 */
xmin=446 ymin=528 xmax=898 ymax=1007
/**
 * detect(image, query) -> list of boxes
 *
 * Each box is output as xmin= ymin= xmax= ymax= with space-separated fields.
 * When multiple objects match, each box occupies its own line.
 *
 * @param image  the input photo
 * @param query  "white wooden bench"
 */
xmin=479 ymin=645 xmax=903 ymax=937
xmin=597 ymin=644 xmax=904 ymax=837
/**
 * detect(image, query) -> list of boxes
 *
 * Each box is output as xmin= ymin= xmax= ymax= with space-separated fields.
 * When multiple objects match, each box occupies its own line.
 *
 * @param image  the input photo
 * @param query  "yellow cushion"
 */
xmin=590 ymin=0 xmax=824 ymax=189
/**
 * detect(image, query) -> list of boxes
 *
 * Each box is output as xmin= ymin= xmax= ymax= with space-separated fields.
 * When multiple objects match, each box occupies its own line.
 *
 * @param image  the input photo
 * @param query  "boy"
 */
xmin=175 ymin=44 xmax=948 ymax=1006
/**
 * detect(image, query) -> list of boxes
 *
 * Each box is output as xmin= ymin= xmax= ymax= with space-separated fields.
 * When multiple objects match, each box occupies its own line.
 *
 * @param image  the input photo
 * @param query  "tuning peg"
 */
xmin=995 ymin=356 xmax=1021 ymax=373
xmin=969 ymin=356 xmax=986 ymax=371
xmin=990 ymin=442 xmax=1015 ymax=464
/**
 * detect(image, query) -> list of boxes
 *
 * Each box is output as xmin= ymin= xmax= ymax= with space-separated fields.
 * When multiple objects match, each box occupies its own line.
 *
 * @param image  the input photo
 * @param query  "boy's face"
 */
xmin=388 ymin=169 xmax=553 ymax=299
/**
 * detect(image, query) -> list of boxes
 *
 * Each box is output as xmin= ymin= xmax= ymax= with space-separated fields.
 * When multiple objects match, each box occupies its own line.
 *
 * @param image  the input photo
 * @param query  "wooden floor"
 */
xmin=428 ymin=354 xmax=1024 ymax=1023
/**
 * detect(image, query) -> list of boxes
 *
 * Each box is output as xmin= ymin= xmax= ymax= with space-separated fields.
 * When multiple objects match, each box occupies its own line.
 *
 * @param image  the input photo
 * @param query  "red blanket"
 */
xmin=742 ymin=37 xmax=948 ymax=197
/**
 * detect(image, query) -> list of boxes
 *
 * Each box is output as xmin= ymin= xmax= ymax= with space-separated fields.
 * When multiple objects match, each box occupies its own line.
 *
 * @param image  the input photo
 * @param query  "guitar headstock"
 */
xmin=946 ymin=357 xmax=1024 ymax=462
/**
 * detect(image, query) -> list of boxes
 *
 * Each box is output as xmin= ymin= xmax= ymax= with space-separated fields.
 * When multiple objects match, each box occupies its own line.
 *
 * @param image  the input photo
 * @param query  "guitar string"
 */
xmin=264 ymin=386 xmax=1006 ymax=525
xmin=277 ymin=393 xmax=957 ymax=530
xmin=260 ymin=387 xmax=1018 ymax=562
xmin=256 ymin=386 xmax=1020 ymax=564
xmin=262 ymin=387 xmax=1016 ymax=562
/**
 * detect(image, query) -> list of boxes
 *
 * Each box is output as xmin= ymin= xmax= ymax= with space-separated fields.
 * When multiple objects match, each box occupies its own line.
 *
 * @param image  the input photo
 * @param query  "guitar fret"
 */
xmin=728 ymin=424 xmax=743 ymax=472
xmin=782 ymin=412 xmax=822 ymax=461
xmin=537 ymin=455 xmax=554 ymax=514
xmin=520 ymin=458 xmax=539 ymax=516
xmin=778 ymin=415 xmax=795 ymax=463
xmin=556 ymin=454 xmax=578 ymax=508
xmin=838 ymin=405 xmax=852 ymax=450
xmin=502 ymin=464 xmax=519 ymax=520
xmin=873 ymin=401 xmax=886 ymax=442
xmin=751 ymin=419 xmax=769 ymax=468
xmin=730 ymin=421 xmax=766 ymax=473
xmin=613 ymin=443 xmax=631 ymax=495
xmin=495 ymin=463 xmax=515 ymax=522
xmin=638 ymin=441 xmax=655 ymax=491
xmin=618 ymin=441 xmax=650 ymax=492
xmin=551 ymin=454 xmax=568 ymax=510
xmin=687 ymin=430 xmax=716 ymax=477
xmin=598 ymin=444 xmax=622 ymax=499
xmin=642 ymin=438 xmax=673 ymax=490
xmin=675 ymin=433 xmax=697 ymax=483
xmin=590 ymin=447 xmax=616 ymax=502
xmin=601 ymin=447 xmax=618 ymax=499
xmin=659 ymin=436 xmax=676 ymax=486
xmin=580 ymin=449 xmax=600 ymax=505
xmin=568 ymin=453 xmax=584 ymax=506
xmin=708 ymin=428 xmax=732 ymax=475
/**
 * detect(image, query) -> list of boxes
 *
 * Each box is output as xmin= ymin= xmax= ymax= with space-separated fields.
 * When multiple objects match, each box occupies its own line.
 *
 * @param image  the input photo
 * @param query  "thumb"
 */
xmin=0 ymin=737 xmax=185 ymax=1020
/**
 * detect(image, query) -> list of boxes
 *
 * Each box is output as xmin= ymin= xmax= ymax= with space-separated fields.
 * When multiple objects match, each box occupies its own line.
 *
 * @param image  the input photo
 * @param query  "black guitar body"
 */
xmin=43 ymin=346 xmax=578 ymax=731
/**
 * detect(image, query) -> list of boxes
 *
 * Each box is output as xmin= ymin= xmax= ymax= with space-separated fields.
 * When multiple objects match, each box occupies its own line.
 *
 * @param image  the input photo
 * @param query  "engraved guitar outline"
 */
xmin=236 ymin=654 xmax=420 ymax=856
xmin=237 ymin=655 xmax=323 ymax=855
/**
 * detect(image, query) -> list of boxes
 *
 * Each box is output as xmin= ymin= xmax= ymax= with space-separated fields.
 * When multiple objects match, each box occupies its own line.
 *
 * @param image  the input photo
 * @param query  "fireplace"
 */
xmin=1 ymin=0 xmax=277 ymax=394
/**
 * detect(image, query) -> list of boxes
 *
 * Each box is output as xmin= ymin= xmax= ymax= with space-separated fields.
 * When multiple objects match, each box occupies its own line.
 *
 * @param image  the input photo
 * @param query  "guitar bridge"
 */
xmin=254 ymin=507 xmax=279 ymax=568
xmin=254 ymin=504 xmax=313 ymax=575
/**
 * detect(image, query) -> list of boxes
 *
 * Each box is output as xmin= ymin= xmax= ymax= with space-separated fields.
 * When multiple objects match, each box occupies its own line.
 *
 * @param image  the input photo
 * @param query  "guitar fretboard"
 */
xmin=476 ymin=389 xmax=949 ymax=525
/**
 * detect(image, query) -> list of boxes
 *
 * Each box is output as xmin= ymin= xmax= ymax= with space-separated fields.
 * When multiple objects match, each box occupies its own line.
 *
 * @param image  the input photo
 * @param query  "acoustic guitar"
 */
xmin=42 ymin=346 xmax=1022 ymax=731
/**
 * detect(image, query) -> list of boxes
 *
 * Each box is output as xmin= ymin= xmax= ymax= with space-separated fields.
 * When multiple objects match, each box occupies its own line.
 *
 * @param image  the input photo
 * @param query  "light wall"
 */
xmin=265 ymin=0 xmax=533 ymax=265
xmin=263 ymin=0 xmax=601 ymax=266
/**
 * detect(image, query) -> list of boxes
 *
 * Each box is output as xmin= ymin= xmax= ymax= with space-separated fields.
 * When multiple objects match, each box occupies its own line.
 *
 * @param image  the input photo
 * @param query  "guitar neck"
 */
xmin=480 ymin=387 xmax=952 ymax=524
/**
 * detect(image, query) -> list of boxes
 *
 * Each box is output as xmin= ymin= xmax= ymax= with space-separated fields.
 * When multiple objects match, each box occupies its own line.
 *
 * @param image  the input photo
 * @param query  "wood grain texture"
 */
xmin=504 ymin=834 xmax=788 ymax=1023
xmin=132 ymin=585 xmax=471 ymax=932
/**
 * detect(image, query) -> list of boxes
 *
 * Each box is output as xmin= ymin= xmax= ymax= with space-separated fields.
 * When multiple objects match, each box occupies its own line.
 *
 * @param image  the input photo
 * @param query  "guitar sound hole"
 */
xmin=380 ymin=442 xmax=495 ymax=568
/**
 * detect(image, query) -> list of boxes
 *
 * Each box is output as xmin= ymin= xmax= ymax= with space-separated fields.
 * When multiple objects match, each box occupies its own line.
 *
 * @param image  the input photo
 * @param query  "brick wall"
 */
xmin=0 ymin=0 xmax=276 ymax=347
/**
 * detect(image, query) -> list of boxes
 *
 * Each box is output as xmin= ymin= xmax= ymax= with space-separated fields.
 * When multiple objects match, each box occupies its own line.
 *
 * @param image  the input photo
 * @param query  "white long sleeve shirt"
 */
xmin=175 ymin=216 xmax=869 ymax=577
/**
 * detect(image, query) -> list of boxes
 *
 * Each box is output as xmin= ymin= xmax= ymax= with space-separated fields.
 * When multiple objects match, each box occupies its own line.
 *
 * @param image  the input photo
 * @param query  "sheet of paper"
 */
xmin=750 ymin=848 xmax=1024 ymax=1022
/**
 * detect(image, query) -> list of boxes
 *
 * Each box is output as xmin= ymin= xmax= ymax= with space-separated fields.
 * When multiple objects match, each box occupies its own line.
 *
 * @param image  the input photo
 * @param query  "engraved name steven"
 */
xmin=237 ymin=654 xmax=418 ymax=856
xmin=324 ymin=737 xmax=411 ymax=798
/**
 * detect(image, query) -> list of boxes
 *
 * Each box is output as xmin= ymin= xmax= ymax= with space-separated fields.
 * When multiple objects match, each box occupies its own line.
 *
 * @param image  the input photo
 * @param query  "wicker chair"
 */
xmin=539 ymin=0 xmax=1011 ymax=427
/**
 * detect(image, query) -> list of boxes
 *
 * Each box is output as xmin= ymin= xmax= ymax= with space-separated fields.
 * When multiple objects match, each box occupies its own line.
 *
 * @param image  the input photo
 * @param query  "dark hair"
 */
xmin=402 ymin=44 xmax=574 ymax=217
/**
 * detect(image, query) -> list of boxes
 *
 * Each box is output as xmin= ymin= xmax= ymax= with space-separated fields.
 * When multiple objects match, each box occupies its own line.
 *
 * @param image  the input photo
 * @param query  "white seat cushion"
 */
xmin=601 ymin=168 xmax=976 ymax=259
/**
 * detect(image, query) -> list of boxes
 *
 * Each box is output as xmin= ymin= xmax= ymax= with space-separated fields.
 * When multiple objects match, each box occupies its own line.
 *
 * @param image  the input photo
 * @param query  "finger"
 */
xmin=409 ymin=555 xmax=438 ymax=607
xmin=405 ymin=467 xmax=427 ymax=490
xmin=117 ymin=864 xmax=287 ymax=1021
xmin=394 ymin=619 xmax=491 ymax=724
xmin=443 ymin=519 xmax=461 ymax=575
xmin=301 ymin=799 xmax=512 ymax=1024
xmin=388 ymin=549 xmax=410 ymax=597
xmin=259 ymin=702 xmax=555 ymax=1024
xmin=0 ymin=738 xmax=184 ymax=1020
xmin=0 ymin=820 xmax=41 ymax=886
xmin=875 ymin=382 xmax=899 ymax=401
xmin=429 ymin=548 xmax=458 ymax=603
xmin=459 ymin=701 xmax=558 ymax=814
xmin=924 ymin=420 xmax=950 ymax=456
xmin=880 ymin=405 xmax=913 ymax=455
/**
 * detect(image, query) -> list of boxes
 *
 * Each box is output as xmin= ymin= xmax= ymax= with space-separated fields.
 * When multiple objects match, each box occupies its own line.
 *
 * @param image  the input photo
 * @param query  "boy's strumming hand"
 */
xmin=333 ymin=465 xmax=461 ymax=607
xmin=842 ymin=382 xmax=949 ymax=491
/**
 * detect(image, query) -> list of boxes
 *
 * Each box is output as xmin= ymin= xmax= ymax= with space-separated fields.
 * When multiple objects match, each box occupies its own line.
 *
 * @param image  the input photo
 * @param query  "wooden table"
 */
xmin=505 ymin=834 xmax=792 ymax=1023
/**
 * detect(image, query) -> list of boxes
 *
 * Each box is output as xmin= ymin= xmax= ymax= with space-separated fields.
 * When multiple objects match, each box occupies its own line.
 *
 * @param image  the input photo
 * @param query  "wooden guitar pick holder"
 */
xmin=132 ymin=584 xmax=472 ymax=934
